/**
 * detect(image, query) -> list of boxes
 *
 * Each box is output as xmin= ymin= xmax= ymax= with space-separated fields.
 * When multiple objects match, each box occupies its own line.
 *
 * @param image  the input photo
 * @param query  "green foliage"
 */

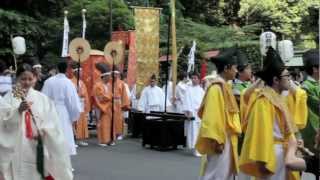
xmin=239 ymin=0 xmax=320 ymax=41
xmin=0 ymin=9 xmax=43 ymax=59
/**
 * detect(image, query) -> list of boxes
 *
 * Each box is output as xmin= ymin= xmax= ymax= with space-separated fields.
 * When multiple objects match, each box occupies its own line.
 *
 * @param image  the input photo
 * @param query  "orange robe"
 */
xmin=93 ymin=80 xmax=115 ymax=143
xmin=110 ymin=79 xmax=130 ymax=136
xmin=71 ymin=77 xmax=90 ymax=140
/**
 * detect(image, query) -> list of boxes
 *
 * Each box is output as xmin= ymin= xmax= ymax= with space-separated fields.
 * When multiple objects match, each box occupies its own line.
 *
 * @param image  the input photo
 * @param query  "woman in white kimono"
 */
xmin=0 ymin=64 xmax=73 ymax=180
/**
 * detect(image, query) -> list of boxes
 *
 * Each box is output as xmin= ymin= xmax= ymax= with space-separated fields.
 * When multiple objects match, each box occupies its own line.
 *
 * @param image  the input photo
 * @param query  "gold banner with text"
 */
xmin=134 ymin=7 xmax=160 ymax=97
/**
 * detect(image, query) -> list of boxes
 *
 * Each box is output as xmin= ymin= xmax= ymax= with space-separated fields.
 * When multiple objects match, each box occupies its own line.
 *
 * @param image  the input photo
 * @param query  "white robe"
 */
xmin=130 ymin=84 xmax=138 ymax=110
xmin=201 ymin=137 xmax=234 ymax=180
xmin=0 ymin=75 xmax=12 ymax=95
xmin=0 ymin=88 xmax=73 ymax=180
xmin=138 ymin=85 xmax=165 ymax=114
xmin=175 ymin=81 xmax=189 ymax=113
xmin=261 ymin=119 xmax=285 ymax=180
xmin=162 ymin=81 xmax=174 ymax=112
xmin=183 ymin=85 xmax=204 ymax=149
xmin=42 ymin=73 xmax=81 ymax=155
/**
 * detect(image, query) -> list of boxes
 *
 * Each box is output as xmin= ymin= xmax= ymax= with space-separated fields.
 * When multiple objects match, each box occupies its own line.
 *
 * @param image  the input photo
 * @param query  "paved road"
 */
xmin=72 ymin=138 xmax=317 ymax=180
xmin=73 ymin=138 xmax=200 ymax=180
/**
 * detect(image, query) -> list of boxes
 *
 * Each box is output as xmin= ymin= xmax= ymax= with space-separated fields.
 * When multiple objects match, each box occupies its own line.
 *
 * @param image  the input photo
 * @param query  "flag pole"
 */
xmin=109 ymin=0 xmax=115 ymax=143
xmin=170 ymin=0 xmax=178 ymax=101
xmin=164 ymin=12 xmax=171 ymax=113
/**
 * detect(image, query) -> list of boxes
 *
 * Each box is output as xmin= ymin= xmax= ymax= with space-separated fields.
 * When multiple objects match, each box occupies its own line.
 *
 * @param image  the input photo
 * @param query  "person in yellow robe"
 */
xmin=196 ymin=48 xmax=242 ymax=180
xmin=71 ymin=65 xmax=90 ymax=146
xmin=239 ymin=48 xmax=308 ymax=180
xmin=93 ymin=63 xmax=115 ymax=146
xmin=110 ymin=68 xmax=130 ymax=140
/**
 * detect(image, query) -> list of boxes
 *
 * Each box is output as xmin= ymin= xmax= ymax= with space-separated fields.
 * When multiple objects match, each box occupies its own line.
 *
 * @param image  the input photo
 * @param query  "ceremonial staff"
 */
xmin=317 ymin=9 xmax=320 ymax=180
xmin=11 ymin=36 xmax=26 ymax=72
xmin=104 ymin=41 xmax=124 ymax=143
xmin=112 ymin=55 xmax=115 ymax=142
xmin=316 ymin=7 xmax=320 ymax=152
xmin=68 ymin=38 xmax=91 ymax=90
xmin=164 ymin=11 xmax=171 ymax=113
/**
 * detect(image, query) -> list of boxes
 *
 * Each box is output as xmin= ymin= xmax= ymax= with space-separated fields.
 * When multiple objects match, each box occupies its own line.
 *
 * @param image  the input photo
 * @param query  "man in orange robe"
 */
xmin=111 ymin=69 xmax=130 ymax=140
xmin=93 ymin=63 xmax=115 ymax=146
xmin=71 ymin=66 xmax=90 ymax=146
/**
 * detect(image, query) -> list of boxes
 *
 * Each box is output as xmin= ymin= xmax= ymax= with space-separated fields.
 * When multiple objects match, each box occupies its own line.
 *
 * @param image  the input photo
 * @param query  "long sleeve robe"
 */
xmin=162 ymin=81 xmax=174 ymax=112
xmin=183 ymin=85 xmax=204 ymax=149
xmin=0 ymin=88 xmax=73 ymax=180
xmin=42 ymin=73 xmax=82 ymax=155
xmin=111 ymin=79 xmax=130 ymax=136
xmin=93 ymin=81 xmax=114 ymax=144
xmin=301 ymin=76 xmax=320 ymax=153
xmin=175 ymin=81 xmax=189 ymax=113
xmin=239 ymin=87 xmax=308 ymax=180
xmin=196 ymin=80 xmax=241 ymax=180
xmin=138 ymin=86 xmax=166 ymax=114
xmin=71 ymin=77 xmax=90 ymax=140
xmin=123 ymin=82 xmax=131 ymax=119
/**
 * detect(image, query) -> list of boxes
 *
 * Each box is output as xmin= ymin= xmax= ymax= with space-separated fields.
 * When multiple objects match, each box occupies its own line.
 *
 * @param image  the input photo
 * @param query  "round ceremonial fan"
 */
xmin=69 ymin=38 xmax=91 ymax=63
xmin=103 ymin=41 xmax=124 ymax=66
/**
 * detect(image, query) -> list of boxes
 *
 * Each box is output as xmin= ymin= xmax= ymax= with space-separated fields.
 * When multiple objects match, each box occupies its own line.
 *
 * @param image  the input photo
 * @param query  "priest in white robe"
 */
xmin=162 ymin=80 xmax=174 ymax=112
xmin=0 ymin=63 xmax=73 ymax=180
xmin=183 ymin=72 xmax=204 ymax=156
xmin=175 ymin=72 xmax=190 ymax=113
xmin=138 ymin=75 xmax=166 ymax=115
xmin=42 ymin=61 xmax=82 ymax=156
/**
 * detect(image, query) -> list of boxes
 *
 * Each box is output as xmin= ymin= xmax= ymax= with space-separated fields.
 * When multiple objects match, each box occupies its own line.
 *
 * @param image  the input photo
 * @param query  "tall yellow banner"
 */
xmin=134 ymin=7 xmax=161 ymax=96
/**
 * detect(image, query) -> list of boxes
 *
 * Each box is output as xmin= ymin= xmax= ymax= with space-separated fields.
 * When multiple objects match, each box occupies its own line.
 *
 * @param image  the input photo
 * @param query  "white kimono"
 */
xmin=130 ymin=84 xmax=138 ymax=110
xmin=183 ymin=85 xmax=204 ymax=149
xmin=0 ymin=75 xmax=12 ymax=96
xmin=42 ymin=73 xmax=81 ymax=155
xmin=0 ymin=88 xmax=73 ymax=180
xmin=138 ymin=85 xmax=165 ymax=114
xmin=175 ymin=81 xmax=189 ymax=113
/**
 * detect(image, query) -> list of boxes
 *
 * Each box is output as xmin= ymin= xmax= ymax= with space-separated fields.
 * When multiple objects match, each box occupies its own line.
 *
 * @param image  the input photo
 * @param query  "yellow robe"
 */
xmin=239 ymin=87 xmax=307 ymax=179
xmin=196 ymin=81 xmax=242 ymax=174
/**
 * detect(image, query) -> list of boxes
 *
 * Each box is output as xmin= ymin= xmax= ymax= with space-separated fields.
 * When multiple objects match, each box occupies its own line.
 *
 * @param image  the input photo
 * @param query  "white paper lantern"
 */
xmin=260 ymin=31 xmax=277 ymax=56
xmin=278 ymin=40 xmax=294 ymax=62
xmin=12 ymin=36 xmax=26 ymax=55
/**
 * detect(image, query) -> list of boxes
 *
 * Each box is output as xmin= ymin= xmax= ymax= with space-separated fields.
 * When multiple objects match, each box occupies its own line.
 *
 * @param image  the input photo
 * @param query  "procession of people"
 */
xmin=0 ymin=9 xmax=319 ymax=180
xmin=0 ymin=41 xmax=319 ymax=179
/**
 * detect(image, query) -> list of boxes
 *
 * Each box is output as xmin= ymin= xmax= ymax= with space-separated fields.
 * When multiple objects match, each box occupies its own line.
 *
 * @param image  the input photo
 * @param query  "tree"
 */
xmin=0 ymin=0 xmax=134 ymax=68
xmin=239 ymin=0 xmax=320 ymax=42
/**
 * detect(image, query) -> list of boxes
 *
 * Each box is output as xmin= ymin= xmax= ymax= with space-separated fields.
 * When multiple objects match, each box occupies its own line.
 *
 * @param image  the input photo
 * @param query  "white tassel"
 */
xmin=61 ymin=11 xmax=69 ymax=57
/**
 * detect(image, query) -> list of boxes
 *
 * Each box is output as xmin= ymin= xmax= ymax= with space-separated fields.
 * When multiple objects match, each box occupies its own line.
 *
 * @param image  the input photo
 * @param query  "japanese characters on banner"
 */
xmin=134 ymin=7 xmax=161 ymax=97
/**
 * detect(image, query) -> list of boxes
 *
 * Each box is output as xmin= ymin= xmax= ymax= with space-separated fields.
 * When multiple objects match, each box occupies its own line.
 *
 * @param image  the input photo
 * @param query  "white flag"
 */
xmin=61 ymin=15 xmax=69 ymax=57
xmin=187 ymin=40 xmax=196 ymax=73
xmin=82 ymin=12 xmax=87 ymax=39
